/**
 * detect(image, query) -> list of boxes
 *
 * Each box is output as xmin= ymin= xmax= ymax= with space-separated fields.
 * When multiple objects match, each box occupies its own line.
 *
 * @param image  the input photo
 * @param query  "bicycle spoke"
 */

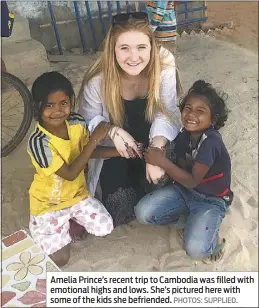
xmin=1 ymin=113 xmax=23 ymax=117
xmin=1 ymin=129 xmax=14 ymax=138
xmin=2 ymin=123 xmax=20 ymax=127
xmin=2 ymin=101 xmax=23 ymax=115
xmin=2 ymin=88 xmax=17 ymax=104
xmin=2 ymin=125 xmax=19 ymax=132
xmin=2 ymin=107 xmax=25 ymax=116
xmin=1 ymin=136 xmax=8 ymax=144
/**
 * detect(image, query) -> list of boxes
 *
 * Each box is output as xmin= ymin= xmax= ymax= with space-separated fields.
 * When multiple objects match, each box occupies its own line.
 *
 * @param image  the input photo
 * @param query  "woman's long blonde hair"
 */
xmin=78 ymin=18 xmax=171 ymax=127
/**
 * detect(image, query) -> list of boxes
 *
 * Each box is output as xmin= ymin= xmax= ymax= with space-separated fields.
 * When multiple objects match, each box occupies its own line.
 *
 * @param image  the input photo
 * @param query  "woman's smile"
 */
xmin=115 ymin=31 xmax=151 ymax=76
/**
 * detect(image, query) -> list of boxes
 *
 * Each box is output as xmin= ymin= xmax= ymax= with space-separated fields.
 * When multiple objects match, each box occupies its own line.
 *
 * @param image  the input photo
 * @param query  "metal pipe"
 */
xmin=177 ymin=6 xmax=208 ymax=15
xmin=116 ymin=1 xmax=121 ymax=14
xmin=74 ymin=1 xmax=87 ymax=53
xmin=47 ymin=1 xmax=63 ymax=55
xmin=85 ymin=1 xmax=98 ymax=51
xmin=97 ymin=1 xmax=106 ymax=36
xmin=125 ymin=1 xmax=131 ymax=13
xmin=178 ymin=17 xmax=208 ymax=26
xmin=184 ymin=1 xmax=188 ymax=19
xmin=107 ymin=1 xmax=113 ymax=23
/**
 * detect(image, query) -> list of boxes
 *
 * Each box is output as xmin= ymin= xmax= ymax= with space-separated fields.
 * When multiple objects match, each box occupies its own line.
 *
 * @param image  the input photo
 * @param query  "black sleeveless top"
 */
xmin=123 ymin=98 xmax=151 ymax=147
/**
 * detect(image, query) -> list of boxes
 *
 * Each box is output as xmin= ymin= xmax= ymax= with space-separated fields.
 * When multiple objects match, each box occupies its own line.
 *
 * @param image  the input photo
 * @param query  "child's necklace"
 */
xmin=189 ymin=136 xmax=195 ymax=151
xmin=189 ymin=134 xmax=202 ymax=151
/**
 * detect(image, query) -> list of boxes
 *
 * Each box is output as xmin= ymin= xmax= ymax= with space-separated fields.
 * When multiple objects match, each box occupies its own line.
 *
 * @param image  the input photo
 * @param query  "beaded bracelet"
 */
xmin=108 ymin=126 xmax=120 ymax=140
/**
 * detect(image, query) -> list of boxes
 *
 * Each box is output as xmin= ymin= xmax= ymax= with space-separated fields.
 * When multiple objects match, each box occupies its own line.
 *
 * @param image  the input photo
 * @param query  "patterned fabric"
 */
xmin=29 ymin=197 xmax=114 ymax=255
xmin=146 ymin=1 xmax=177 ymax=41
xmin=99 ymin=157 xmax=144 ymax=227
xmin=104 ymin=187 xmax=138 ymax=227
xmin=27 ymin=113 xmax=89 ymax=216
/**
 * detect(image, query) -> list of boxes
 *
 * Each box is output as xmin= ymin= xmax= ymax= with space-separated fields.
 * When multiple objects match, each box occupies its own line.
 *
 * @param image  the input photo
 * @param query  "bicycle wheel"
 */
xmin=1 ymin=72 xmax=33 ymax=157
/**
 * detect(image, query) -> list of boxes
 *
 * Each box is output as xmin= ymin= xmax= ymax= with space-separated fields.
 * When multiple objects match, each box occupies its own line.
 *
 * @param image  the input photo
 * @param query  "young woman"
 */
xmin=78 ymin=12 xmax=181 ymax=227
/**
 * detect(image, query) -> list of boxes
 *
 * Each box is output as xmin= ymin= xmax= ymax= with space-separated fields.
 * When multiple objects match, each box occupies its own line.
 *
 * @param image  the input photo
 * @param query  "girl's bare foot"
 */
xmin=69 ymin=219 xmax=88 ymax=242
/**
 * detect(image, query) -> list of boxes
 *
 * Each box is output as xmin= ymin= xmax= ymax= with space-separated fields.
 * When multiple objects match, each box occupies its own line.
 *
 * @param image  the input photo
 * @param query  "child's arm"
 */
xmin=91 ymin=146 xmax=120 ymax=158
xmin=144 ymin=147 xmax=210 ymax=189
xmin=55 ymin=122 xmax=110 ymax=181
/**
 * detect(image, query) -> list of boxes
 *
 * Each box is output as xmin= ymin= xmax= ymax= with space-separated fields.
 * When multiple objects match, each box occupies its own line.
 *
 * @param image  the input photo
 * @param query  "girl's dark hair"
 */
xmin=31 ymin=71 xmax=75 ymax=120
xmin=179 ymin=80 xmax=229 ymax=130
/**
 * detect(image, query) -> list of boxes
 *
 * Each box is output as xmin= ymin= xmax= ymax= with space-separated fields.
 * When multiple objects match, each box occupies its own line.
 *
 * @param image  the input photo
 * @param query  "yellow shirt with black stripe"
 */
xmin=27 ymin=113 xmax=89 ymax=216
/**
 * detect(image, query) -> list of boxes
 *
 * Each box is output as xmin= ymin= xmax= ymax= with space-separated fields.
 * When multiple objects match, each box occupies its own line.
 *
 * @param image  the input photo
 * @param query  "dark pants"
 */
xmin=100 ymin=157 xmax=151 ymax=227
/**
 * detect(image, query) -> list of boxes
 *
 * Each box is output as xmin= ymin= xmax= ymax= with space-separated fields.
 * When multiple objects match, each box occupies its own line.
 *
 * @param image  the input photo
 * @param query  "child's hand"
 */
xmin=91 ymin=122 xmax=110 ymax=144
xmin=144 ymin=147 xmax=166 ymax=167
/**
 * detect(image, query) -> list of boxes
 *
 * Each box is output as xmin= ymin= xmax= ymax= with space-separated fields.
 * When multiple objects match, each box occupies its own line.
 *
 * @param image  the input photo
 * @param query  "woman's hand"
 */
xmin=144 ymin=136 xmax=168 ymax=183
xmin=108 ymin=127 xmax=142 ymax=159
xmin=146 ymin=163 xmax=165 ymax=184
xmin=91 ymin=122 xmax=111 ymax=144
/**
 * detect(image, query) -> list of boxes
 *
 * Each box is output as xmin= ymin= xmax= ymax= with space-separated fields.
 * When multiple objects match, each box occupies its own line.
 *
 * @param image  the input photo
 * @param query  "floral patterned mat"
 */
xmin=1 ymin=229 xmax=60 ymax=307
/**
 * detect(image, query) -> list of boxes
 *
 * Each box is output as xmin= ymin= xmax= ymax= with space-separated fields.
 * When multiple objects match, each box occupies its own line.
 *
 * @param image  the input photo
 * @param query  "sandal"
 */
xmin=177 ymin=228 xmax=184 ymax=240
xmin=202 ymin=238 xmax=226 ymax=264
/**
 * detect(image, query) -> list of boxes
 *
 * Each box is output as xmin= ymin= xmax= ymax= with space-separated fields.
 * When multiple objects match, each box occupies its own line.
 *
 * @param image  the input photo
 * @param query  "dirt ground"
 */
xmin=2 ymin=34 xmax=258 ymax=272
xmin=1 ymin=2 xmax=258 ymax=274
xmin=207 ymin=1 xmax=258 ymax=52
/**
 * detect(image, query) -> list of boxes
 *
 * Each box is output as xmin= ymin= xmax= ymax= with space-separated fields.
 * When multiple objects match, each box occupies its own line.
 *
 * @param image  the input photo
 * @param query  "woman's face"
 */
xmin=115 ymin=31 xmax=151 ymax=76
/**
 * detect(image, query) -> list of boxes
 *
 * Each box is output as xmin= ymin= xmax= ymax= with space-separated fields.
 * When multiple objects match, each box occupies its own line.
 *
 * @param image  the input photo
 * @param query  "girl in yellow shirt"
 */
xmin=28 ymin=72 xmax=116 ymax=267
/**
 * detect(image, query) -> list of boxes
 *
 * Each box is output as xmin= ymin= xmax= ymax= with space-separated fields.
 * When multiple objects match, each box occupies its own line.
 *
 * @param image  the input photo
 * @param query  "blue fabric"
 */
xmin=1 ymin=1 xmax=14 ymax=37
xmin=135 ymin=183 xmax=228 ymax=259
xmin=146 ymin=1 xmax=177 ymax=27
xmin=174 ymin=127 xmax=233 ymax=200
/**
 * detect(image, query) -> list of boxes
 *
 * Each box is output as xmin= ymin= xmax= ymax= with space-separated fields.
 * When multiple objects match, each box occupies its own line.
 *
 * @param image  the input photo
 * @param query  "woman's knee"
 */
xmin=50 ymin=244 xmax=70 ymax=267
